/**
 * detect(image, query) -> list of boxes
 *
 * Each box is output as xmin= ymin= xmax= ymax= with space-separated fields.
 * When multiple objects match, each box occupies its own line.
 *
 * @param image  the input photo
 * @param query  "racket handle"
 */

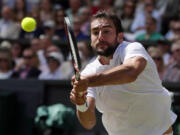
xmin=75 ymin=71 xmax=83 ymax=96
xmin=79 ymin=92 xmax=83 ymax=97
xmin=75 ymin=71 xmax=80 ymax=81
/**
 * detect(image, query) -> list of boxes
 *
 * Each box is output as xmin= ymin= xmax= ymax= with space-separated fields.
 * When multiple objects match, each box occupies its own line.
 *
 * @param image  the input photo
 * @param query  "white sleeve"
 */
xmin=87 ymin=87 xmax=96 ymax=98
xmin=81 ymin=65 xmax=96 ymax=99
xmin=122 ymin=42 xmax=148 ymax=62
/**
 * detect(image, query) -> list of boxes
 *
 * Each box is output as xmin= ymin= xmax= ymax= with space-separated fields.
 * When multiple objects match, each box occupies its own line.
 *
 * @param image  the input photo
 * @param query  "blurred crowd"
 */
xmin=0 ymin=0 xmax=180 ymax=82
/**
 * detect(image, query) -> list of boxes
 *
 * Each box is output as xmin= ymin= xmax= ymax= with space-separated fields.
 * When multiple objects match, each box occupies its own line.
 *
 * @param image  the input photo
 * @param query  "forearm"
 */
xmin=87 ymin=56 xmax=147 ymax=87
xmin=77 ymin=107 xmax=96 ymax=130
xmin=76 ymin=97 xmax=96 ymax=130
xmin=88 ymin=64 xmax=137 ymax=87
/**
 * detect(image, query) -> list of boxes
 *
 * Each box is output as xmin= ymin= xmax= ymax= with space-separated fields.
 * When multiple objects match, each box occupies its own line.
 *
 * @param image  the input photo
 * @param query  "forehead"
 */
xmin=23 ymin=49 xmax=33 ymax=54
xmin=91 ymin=18 xmax=115 ymax=30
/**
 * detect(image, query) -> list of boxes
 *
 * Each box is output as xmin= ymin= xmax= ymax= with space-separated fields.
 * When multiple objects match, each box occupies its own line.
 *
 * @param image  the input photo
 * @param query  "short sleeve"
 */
xmin=81 ymin=63 xmax=97 ymax=99
xmin=87 ymin=87 xmax=96 ymax=98
xmin=123 ymin=42 xmax=148 ymax=61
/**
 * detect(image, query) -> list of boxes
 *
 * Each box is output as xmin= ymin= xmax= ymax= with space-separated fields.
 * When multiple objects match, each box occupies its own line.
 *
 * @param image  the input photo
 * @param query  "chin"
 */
xmin=97 ymin=50 xmax=106 ymax=55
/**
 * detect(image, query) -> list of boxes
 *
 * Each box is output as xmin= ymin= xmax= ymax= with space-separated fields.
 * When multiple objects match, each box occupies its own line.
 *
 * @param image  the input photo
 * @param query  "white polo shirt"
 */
xmin=81 ymin=41 xmax=177 ymax=135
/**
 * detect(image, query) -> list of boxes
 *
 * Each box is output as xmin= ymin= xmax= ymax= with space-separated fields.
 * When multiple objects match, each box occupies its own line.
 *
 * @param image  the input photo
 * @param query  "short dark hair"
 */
xmin=91 ymin=10 xmax=123 ymax=33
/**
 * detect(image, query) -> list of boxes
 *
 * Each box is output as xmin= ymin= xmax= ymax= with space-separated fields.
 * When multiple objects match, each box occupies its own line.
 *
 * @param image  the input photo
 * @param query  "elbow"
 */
xmin=83 ymin=121 xmax=96 ymax=130
xmin=84 ymin=125 xmax=94 ymax=130
xmin=128 ymin=73 xmax=138 ymax=83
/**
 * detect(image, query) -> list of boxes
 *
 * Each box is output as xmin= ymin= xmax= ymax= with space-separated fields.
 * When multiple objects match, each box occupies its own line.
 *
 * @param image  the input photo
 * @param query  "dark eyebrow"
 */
xmin=91 ymin=24 xmax=112 ymax=31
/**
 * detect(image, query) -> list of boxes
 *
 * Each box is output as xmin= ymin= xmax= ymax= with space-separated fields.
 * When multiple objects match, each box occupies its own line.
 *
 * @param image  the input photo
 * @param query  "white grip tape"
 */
xmin=76 ymin=102 xmax=89 ymax=112
xmin=79 ymin=92 xmax=83 ymax=96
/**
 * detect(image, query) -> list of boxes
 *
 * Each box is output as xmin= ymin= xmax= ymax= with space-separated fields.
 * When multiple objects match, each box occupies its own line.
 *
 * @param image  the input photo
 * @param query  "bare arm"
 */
xmin=76 ymin=97 xmax=96 ymax=130
xmin=70 ymin=90 xmax=96 ymax=130
xmin=71 ymin=56 xmax=147 ymax=92
xmin=87 ymin=56 xmax=147 ymax=86
xmin=70 ymin=56 xmax=146 ymax=128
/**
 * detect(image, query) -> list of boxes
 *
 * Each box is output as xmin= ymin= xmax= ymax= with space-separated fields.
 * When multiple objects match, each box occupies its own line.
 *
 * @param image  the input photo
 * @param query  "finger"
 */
xmin=84 ymin=91 xmax=88 ymax=95
xmin=71 ymin=89 xmax=86 ymax=100
xmin=70 ymin=96 xmax=77 ymax=105
xmin=74 ymin=79 xmax=79 ymax=85
xmin=73 ymin=84 xmax=77 ymax=89
xmin=70 ymin=90 xmax=79 ymax=103
xmin=81 ymin=92 xmax=87 ymax=100
xmin=71 ymin=89 xmax=78 ymax=96
xmin=71 ymin=76 xmax=75 ymax=85
xmin=70 ymin=92 xmax=85 ymax=105
xmin=83 ymin=94 xmax=87 ymax=101
xmin=70 ymin=93 xmax=76 ymax=104
xmin=71 ymin=89 xmax=81 ymax=98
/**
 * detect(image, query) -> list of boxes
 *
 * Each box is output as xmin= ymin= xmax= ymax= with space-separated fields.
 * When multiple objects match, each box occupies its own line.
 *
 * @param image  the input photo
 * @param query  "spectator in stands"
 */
xmin=120 ymin=0 xmax=136 ymax=33
xmin=38 ymin=51 xmax=65 ymax=80
xmin=40 ymin=0 xmax=54 ymax=22
xmin=30 ymin=38 xmax=41 ymax=53
xmin=135 ymin=16 xmax=163 ymax=41
xmin=11 ymin=48 xmax=41 ymax=79
xmin=78 ymin=6 xmax=91 ymax=36
xmin=72 ymin=16 xmax=89 ymax=41
xmin=45 ymin=45 xmax=63 ymax=58
xmin=77 ymin=41 xmax=94 ymax=69
xmin=11 ymin=41 xmax=23 ymax=66
xmin=39 ymin=45 xmax=64 ymax=71
xmin=0 ymin=40 xmax=12 ymax=50
xmin=131 ymin=0 xmax=161 ymax=34
xmin=65 ymin=0 xmax=82 ymax=22
xmin=37 ymin=35 xmax=54 ymax=68
xmin=148 ymin=46 xmax=165 ymax=80
xmin=43 ymin=20 xmax=59 ymax=40
xmin=60 ymin=58 xmax=74 ymax=80
xmin=113 ymin=0 xmax=125 ymax=14
xmin=0 ymin=6 xmax=20 ymax=39
xmin=163 ymin=40 xmax=180 ymax=82
xmin=26 ymin=0 xmax=40 ymax=12
xmin=13 ymin=0 xmax=27 ymax=26
xmin=161 ymin=0 xmax=180 ymax=34
xmin=0 ymin=47 xmax=13 ymax=79
xmin=54 ymin=8 xmax=66 ymax=39
xmin=88 ymin=0 xmax=115 ymax=14
xmin=1 ymin=0 xmax=16 ymax=8
xmin=165 ymin=19 xmax=180 ymax=42
xmin=156 ymin=40 xmax=171 ymax=66
xmin=99 ymin=0 xmax=115 ymax=11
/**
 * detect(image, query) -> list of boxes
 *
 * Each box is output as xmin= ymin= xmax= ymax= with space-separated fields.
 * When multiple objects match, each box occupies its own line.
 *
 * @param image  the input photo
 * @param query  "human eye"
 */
xmin=103 ymin=29 xmax=111 ymax=34
xmin=92 ymin=30 xmax=99 ymax=36
xmin=104 ymin=30 xmax=109 ymax=34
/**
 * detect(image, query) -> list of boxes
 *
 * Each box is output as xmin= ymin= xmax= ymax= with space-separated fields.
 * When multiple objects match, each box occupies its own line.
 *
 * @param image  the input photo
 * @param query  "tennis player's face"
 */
xmin=91 ymin=18 xmax=120 ymax=57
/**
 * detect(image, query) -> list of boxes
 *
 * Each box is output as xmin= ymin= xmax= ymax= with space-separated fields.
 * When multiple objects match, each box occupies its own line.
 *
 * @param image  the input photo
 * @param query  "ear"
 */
xmin=117 ymin=32 xmax=123 ymax=43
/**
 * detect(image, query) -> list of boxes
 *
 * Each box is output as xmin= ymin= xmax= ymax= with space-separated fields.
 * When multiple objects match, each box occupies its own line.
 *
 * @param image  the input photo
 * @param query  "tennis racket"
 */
xmin=64 ymin=17 xmax=81 ymax=81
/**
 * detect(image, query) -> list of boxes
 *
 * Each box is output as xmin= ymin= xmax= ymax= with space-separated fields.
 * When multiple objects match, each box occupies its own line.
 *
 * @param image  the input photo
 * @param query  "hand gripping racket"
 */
xmin=64 ymin=17 xmax=81 ymax=81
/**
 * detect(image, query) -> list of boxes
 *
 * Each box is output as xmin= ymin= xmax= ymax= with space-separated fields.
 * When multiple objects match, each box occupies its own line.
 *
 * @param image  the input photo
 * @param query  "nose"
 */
xmin=98 ymin=31 xmax=104 ymax=41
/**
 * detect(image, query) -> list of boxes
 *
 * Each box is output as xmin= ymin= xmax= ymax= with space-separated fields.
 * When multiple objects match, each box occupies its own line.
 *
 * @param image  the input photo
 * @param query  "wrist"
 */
xmin=85 ymin=76 xmax=90 ymax=87
xmin=76 ymin=102 xmax=89 ymax=112
xmin=87 ymin=73 xmax=100 ymax=87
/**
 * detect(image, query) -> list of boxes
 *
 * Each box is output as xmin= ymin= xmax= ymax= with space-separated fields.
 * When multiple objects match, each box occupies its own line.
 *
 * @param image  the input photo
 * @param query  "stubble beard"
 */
xmin=94 ymin=39 xmax=119 ymax=57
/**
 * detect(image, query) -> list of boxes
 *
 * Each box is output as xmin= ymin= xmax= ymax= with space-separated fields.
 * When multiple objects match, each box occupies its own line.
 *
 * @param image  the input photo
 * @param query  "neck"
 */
xmin=99 ymin=55 xmax=113 ymax=65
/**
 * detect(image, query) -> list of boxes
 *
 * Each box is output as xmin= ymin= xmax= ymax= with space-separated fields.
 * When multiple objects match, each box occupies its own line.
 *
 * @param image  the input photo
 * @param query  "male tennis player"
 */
xmin=70 ymin=11 xmax=177 ymax=135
